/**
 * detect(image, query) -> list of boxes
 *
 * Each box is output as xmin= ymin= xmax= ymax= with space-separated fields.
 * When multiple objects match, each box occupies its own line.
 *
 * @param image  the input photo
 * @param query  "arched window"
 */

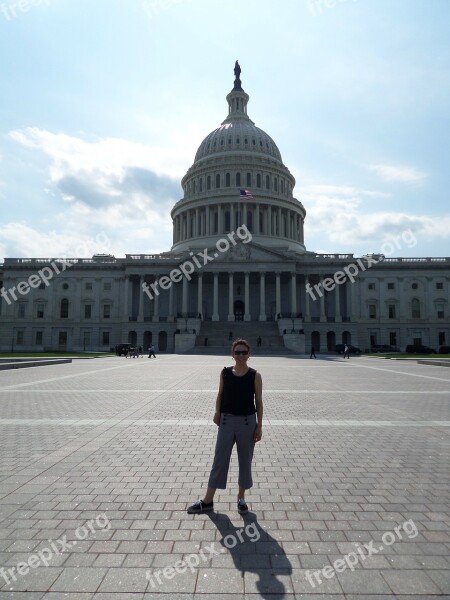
xmin=256 ymin=174 xmax=261 ymax=188
xmin=207 ymin=175 xmax=211 ymax=190
xmin=236 ymin=172 xmax=241 ymax=187
xmin=281 ymin=179 xmax=285 ymax=193
xmin=225 ymin=173 xmax=231 ymax=187
xmin=246 ymin=173 xmax=251 ymax=187
xmin=199 ymin=178 xmax=203 ymax=192
xmin=412 ymin=298 xmax=421 ymax=319
xmin=215 ymin=174 xmax=220 ymax=188
xmin=60 ymin=298 xmax=69 ymax=319
xmin=274 ymin=177 xmax=278 ymax=192
xmin=266 ymin=175 xmax=270 ymax=189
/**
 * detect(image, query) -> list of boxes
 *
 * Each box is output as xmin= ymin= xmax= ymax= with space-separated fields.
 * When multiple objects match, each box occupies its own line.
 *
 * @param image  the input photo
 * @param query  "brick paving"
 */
xmin=0 ymin=353 xmax=449 ymax=599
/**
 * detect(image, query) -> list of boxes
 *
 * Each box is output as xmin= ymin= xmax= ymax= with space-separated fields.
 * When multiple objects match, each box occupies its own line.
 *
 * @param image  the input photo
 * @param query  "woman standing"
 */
xmin=187 ymin=339 xmax=263 ymax=514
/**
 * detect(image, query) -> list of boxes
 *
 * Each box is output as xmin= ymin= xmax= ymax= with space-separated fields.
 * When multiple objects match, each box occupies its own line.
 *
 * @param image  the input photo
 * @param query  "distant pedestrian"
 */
xmin=257 ymin=336 xmax=262 ymax=347
xmin=138 ymin=345 xmax=143 ymax=357
xmin=343 ymin=344 xmax=350 ymax=359
xmin=133 ymin=346 xmax=139 ymax=358
xmin=204 ymin=337 xmax=208 ymax=346
xmin=148 ymin=345 xmax=156 ymax=358
xmin=310 ymin=346 xmax=316 ymax=359
xmin=229 ymin=331 xmax=233 ymax=341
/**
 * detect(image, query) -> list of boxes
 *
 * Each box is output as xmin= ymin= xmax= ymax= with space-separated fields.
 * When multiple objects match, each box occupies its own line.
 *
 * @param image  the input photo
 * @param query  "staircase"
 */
xmin=188 ymin=321 xmax=288 ymax=354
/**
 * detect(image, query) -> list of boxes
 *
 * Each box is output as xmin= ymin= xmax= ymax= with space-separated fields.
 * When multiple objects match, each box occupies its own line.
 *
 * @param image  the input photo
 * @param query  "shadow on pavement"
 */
xmin=206 ymin=511 xmax=292 ymax=597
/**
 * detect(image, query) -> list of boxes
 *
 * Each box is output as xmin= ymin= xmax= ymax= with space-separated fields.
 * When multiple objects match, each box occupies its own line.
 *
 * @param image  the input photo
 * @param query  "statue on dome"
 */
xmin=233 ymin=60 xmax=243 ymax=91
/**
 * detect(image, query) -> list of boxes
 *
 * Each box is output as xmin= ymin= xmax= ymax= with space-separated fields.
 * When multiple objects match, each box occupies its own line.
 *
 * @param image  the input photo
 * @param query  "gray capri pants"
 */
xmin=208 ymin=413 xmax=256 ymax=490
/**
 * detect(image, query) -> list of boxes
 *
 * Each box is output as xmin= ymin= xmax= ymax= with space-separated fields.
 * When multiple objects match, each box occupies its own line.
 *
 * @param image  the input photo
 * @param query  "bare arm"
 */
xmin=254 ymin=372 xmax=263 ymax=441
xmin=213 ymin=372 xmax=224 ymax=425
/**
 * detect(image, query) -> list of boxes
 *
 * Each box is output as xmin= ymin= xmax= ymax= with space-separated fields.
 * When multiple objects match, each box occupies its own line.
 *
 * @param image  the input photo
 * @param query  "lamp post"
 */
xmin=291 ymin=318 xmax=295 ymax=334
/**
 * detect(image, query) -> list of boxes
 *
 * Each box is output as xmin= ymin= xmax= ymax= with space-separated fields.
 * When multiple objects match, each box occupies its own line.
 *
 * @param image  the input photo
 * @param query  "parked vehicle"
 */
xmin=438 ymin=346 xmax=450 ymax=354
xmin=405 ymin=345 xmax=436 ymax=354
xmin=115 ymin=343 xmax=134 ymax=356
xmin=335 ymin=344 xmax=361 ymax=355
xmin=370 ymin=344 xmax=400 ymax=353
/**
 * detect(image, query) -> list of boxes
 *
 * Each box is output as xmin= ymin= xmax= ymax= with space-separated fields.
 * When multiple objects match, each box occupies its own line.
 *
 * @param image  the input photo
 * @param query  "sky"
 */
xmin=0 ymin=0 xmax=449 ymax=261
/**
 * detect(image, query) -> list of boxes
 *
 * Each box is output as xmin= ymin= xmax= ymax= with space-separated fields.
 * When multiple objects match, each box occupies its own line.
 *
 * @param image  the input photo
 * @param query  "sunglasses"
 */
xmin=233 ymin=350 xmax=249 ymax=356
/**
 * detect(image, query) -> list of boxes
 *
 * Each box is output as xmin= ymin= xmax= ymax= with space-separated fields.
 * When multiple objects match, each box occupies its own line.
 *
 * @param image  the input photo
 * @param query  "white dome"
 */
xmin=194 ymin=121 xmax=282 ymax=163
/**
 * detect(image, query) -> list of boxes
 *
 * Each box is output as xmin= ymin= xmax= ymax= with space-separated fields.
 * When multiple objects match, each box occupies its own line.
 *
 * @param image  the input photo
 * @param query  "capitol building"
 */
xmin=0 ymin=64 xmax=449 ymax=354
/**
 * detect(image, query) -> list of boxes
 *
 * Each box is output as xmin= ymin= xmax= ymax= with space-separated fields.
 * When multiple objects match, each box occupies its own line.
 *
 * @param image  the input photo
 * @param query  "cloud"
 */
xmin=300 ymin=183 xmax=450 ymax=250
xmin=368 ymin=163 xmax=427 ymax=184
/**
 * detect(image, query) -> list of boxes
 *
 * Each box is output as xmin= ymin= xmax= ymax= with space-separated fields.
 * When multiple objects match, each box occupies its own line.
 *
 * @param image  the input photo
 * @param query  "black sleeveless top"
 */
xmin=220 ymin=366 xmax=256 ymax=416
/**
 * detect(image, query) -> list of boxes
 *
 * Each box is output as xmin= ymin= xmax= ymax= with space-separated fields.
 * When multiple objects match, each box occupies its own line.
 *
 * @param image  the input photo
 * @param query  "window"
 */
xmin=389 ymin=332 xmax=397 ymax=346
xmin=436 ymin=282 xmax=443 ymax=290
xmin=59 ymin=331 xmax=67 ymax=346
xmin=215 ymin=174 xmax=220 ymax=188
xmin=83 ymin=331 xmax=90 ymax=348
xmin=236 ymin=172 xmax=241 ymax=187
xmin=102 ymin=331 xmax=110 ymax=346
xmin=436 ymin=302 xmax=444 ymax=319
xmin=16 ymin=330 xmax=24 ymax=345
xmin=281 ymin=179 xmax=285 ymax=193
xmin=388 ymin=283 xmax=395 ymax=290
xmin=62 ymin=283 xmax=69 ymax=290
xmin=256 ymin=174 xmax=261 ymax=188
xmin=35 ymin=331 xmax=43 ymax=345
xmin=85 ymin=282 xmax=92 ymax=291
xmin=411 ymin=298 xmax=420 ymax=319
xmin=39 ymin=282 xmax=46 ymax=290
xmin=36 ymin=303 xmax=45 ymax=318
xmin=207 ymin=175 xmax=211 ymax=190
xmin=103 ymin=282 xmax=111 ymax=291
xmin=84 ymin=304 xmax=92 ymax=318
xmin=370 ymin=334 xmax=376 ymax=346
xmin=103 ymin=304 xmax=111 ymax=319
xmin=225 ymin=173 xmax=230 ymax=187
xmin=412 ymin=282 xmax=418 ymax=290
xmin=60 ymin=298 xmax=69 ymax=318
xmin=199 ymin=178 xmax=203 ymax=192
xmin=369 ymin=304 xmax=377 ymax=319
xmin=265 ymin=175 xmax=270 ymax=189
xmin=368 ymin=283 xmax=375 ymax=290
xmin=439 ymin=332 xmax=446 ymax=345
xmin=388 ymin=304 xmax=396 ymax=319
xmin=274 ymin=177 xmax=278 ymax=192
xmin=246 ymin=173 xmax=251 ymax=187
xmin=18 ymin=303 xmax=26 ymax=318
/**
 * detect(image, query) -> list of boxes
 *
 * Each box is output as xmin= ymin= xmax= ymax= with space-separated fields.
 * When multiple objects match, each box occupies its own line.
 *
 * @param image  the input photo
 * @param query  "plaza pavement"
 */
xmin=0 ymin=353 xmax=449 ymax=600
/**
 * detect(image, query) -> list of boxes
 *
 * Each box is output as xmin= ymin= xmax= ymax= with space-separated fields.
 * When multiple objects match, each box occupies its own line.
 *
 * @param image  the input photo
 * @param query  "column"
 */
xmin=218 ymin=204 xmax=223 ymax=234
xmin=152 ymin=276 xmax=159 ymax=322
xmin=278 ymin=207 xmax=282 ymax=237
xmin=244 ymin=272 xmax=251 ymax=321
xmin=168 ymin=282 xmax=174 ymax=322
xmin=259 ymin=272 xmax=266 ymax=321
xmin=228 ymin=272 xmax=235 ymax=321
xmin=124 ymin=276 xmax=129 ymax=319
xmin=212 ymin=273 xmax=219 ymax=321
xmin=291 ymin=273 xmax=297 ymax=316
xmin=255 ymin=203 xmax=260 ymax=234
xmin=304 ymin=275 xmax=311 ymax=322
xmin=182 ymin=275 xmax=188 ymax=315
xmin=241 ymin=202 xmax=247 ymax=227
xmin=205 ymin=205 xmax=210 ymax=236
xmin=197 ymin=274 xmax=203 ymax=317
xmin=138 ymin=276 xmax=144 ymax=322
xmin=268 ymin=206 xmax=272 ymax=236
xmin=335 ymin=283 xmax=342 ymax=322
xmin=195 ymin=208 xmax=199 ymax=237
xmin=275 ymin=273 xmax=281 ymax=317
xmin=320 ymin=276 xmax=326 ymax=322
xmin=230 ymin=202 xmax=235 ymax=232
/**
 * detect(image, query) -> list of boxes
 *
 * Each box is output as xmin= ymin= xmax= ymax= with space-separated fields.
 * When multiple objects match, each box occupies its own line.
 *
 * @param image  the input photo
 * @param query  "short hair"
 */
xmin=232 ymin=338 xmax=250 ymax=353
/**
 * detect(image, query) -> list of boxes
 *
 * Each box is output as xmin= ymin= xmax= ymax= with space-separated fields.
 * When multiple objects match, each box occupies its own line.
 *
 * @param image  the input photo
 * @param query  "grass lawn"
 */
xmin=0 ymin=352 xmax=115 ymax=358
xmin=365 ymin=353 xmax=450 ymax=359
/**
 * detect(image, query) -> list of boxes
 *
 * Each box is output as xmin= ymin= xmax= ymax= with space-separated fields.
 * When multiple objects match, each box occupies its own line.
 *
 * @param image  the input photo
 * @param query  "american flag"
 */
xmin=239 ymin=189 xmax=254 ymax=199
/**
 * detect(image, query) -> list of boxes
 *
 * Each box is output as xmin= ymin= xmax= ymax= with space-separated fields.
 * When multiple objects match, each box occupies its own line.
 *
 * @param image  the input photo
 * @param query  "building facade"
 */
xmin=0 ymin=67 xmax=449 ymax=353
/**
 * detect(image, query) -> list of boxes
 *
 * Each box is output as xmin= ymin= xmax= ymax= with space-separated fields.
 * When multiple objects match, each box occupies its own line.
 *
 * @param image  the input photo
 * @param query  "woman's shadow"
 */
xmin=206 ymin=511 xmax=293 ymax=598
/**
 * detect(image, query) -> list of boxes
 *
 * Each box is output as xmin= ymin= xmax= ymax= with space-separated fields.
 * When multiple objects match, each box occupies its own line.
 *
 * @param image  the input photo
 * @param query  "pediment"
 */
xmin=212 ymin=241 xmax=294 ymax=263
